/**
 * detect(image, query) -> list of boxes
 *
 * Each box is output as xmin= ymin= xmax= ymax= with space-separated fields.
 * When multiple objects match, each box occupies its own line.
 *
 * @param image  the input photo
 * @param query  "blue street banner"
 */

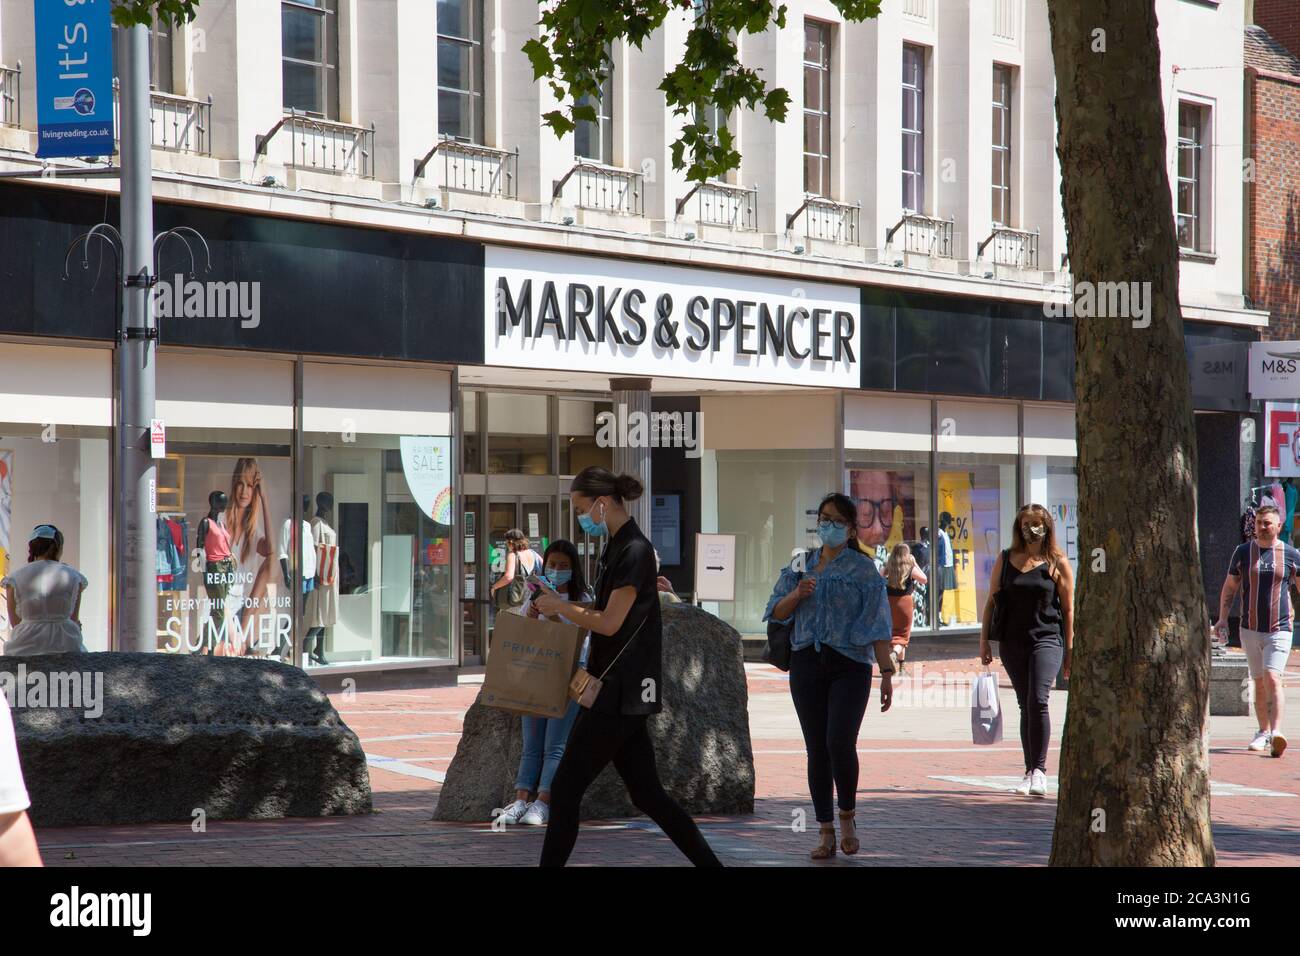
xmin=34 ymin=0 xmax=115 ymax=158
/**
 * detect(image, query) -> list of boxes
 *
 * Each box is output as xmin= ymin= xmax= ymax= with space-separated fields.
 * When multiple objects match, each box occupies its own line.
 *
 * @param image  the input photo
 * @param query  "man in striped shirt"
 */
xmin=1215 ymin=505 xmax=1297 ymax=758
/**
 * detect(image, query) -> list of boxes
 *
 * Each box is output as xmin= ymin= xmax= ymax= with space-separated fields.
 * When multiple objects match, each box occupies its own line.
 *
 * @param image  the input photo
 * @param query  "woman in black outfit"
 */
xmin=531 ymin=466 xmax=721 ymax=867
xmin=980 ymin=503 xmax=1074 ymax=798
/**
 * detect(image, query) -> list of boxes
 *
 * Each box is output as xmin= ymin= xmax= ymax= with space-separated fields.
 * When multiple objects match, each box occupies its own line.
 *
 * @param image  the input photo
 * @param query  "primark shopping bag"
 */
xmin=482 ymin=610 xmax=586 ymax=719
xmin=970 ymin=670 xmax=1004 ymax=745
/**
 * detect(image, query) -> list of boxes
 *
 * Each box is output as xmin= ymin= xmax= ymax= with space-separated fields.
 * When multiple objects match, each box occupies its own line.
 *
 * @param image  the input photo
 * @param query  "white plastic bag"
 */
xmin=970 ymin=670 xmax=1003 ymax=745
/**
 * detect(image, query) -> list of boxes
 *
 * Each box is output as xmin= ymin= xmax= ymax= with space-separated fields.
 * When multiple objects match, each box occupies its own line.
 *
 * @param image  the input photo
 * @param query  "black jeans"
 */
xmin=539 ymin=708 xmax=722 ymax=867
xmin=999 ymin=635 xmax=1063 ymax=773
xmin=789 ymin=645 xmax=873 ymax=824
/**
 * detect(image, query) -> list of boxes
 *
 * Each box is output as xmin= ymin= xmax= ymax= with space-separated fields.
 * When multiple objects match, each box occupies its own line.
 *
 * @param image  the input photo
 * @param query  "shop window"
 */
xmin=847 ymin=453 xmax=932 ymax=630
xmin=935 ymin=452 xmax=1017 ymax=630
xmin=559 ymin=398 xmax=613 ymax=475
xmin=487 ymin=391 xmax=550 ymax=475
xmin=462 ymin=390 xmax=483 ymax=473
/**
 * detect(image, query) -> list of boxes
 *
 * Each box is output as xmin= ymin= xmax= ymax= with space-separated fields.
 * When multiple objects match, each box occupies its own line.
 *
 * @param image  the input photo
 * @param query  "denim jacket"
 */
xmin=762 ymin=546 xmax=892 ymax=664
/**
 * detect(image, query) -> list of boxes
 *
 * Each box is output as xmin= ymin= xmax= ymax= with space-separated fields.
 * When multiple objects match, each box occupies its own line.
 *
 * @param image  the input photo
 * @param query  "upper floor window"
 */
xmin=803 ymin=20 xmax=832 ymax=197
xmin=111 ymin=15 xmax=174 ymax=93
xmin=991 ymin=64 xmax=1013 ymax=226
xmin=902 ymin=44 xmax=926 ymax=213
xmin=437 ymin=0 xmax=484 ymax=143
xmin=282 ymin=0 xmax=339 ymax=119
xmin=575 ymin=55 xmax=614 ymax=165
xmin=1177 ymin=101 xmax=1211 ymax=253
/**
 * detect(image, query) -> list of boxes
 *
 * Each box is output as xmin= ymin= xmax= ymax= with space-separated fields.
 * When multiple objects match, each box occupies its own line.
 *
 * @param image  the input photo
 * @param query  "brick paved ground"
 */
xmin=31 ymin=645 xmax=1300 ymax=867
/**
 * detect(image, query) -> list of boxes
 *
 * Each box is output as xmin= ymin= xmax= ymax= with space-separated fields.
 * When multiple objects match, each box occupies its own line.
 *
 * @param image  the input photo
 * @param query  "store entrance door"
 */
xmin=476 ymin=497 xmax=553 ymax=659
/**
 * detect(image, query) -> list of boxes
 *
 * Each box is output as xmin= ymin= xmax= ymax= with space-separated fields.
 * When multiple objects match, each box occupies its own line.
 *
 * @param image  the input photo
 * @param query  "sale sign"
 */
xmin=1264 ymin=402 xmax=1300 ymax=476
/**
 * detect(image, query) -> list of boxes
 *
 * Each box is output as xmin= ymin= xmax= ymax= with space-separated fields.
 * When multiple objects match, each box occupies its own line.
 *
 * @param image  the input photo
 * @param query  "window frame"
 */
xmin=902 ymin=43 xmax=926 ymax=214
xmin=436 ymin=0 xmax=485 ymax=144
xmin=575 ymin=53 xmax=615 ymax=165
xmin=1176 ymin=100 xmax=1213 ymax=254
xmin=802 ymin=19 xmax=833 ymax=198
xmin=991 ymin=63 xmax=1014 ymax=227
xmin=281 ymin=0 xmax=340 ymax=120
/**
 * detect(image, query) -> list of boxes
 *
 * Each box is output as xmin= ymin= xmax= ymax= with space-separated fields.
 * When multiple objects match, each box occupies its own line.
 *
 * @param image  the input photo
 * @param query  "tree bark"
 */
xmin=1046 ymin=0 xmax=1214 ymax=865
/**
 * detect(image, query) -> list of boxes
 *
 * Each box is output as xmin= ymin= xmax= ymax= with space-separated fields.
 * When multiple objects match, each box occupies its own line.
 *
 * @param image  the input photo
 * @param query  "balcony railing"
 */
xmin=885 ymin=212 xmax=955 ymax=258
xmin=413 ymin=138 xmax=518 ymax=198
xmin=787 ymin=195 xmax=861 ymax=244
xmin=0 ymin=62 xmax=19 ymax=129
xmin=112 ymin=82 xmax=212 ymax=155
xmin=553 ymin=160 xmax=644 ymax=215
xmin=255 ymin=109 xmax=375 ymax=179
xmin=675 ymin=181 xmax=758 ymax=231
xmin=977 ymin=225 xmax=1039 ymax=270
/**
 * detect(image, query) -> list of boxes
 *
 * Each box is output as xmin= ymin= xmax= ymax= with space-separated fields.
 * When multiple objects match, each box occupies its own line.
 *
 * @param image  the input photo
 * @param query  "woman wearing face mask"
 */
xmin=763 ymin=493 xmax=895 ymax=860
xmin=980 ymin=504 xmax=1074 ymax=797
xmin=494 ymin=540 xmax=594 ymax=828
xmin=531 ymin=466 xmax=721 ymax=867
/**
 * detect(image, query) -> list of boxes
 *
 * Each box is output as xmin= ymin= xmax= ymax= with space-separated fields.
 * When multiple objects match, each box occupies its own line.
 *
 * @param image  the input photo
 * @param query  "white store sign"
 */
xmin=485 ymin=246 xmax=860 ymax=388
xmin=1248 ymin=341 xmax=1300 ymax=399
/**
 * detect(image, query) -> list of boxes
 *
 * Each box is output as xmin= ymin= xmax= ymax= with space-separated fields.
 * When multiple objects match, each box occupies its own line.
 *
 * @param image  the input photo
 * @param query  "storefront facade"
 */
xmin=0 ymin=179 xmax=1260 ymax=668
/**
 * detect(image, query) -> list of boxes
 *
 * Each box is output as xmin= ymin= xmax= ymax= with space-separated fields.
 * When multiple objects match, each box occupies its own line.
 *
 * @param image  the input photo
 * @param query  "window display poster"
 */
xmin=938 ymin=471 xmax=981 ymax=626
xmin=1047 ymin=465 xmax=1079 ymax=569
xmin=159 ymin=455 xmax=292 ymax=656
xmin=399 ymin=436 xmax=453 ymax=524
xmin=651 ymin=493 xmax=681 ymax=566
xmin=0 ymin=451 xmax=10 ymax=641
xmin=848 ymin=469 xmax=917 ymax=550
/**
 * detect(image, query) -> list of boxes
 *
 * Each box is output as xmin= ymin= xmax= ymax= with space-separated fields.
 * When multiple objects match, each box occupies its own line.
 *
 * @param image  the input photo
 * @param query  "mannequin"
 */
xmin=197 ymin=491 xmax=233 ymax=654
xmin=303 ymin=492 xmax=339 ymax=666
xmin=279 ymin=495 xmax=316 ymax=661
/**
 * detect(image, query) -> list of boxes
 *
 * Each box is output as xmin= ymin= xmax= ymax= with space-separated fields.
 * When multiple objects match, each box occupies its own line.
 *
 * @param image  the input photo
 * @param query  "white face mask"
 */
xmin=1025 ymin=524 xmax=1046 ymax=540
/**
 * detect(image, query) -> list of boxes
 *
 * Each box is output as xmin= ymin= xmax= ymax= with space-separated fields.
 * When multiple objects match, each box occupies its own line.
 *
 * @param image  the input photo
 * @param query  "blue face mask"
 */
xmin=547 ymin=568 xmax=572 ymax=588
xmin=817 ymin=520 xmax=850 ymax=548
xmin=578 ymin=500 xmax=608 ymax=537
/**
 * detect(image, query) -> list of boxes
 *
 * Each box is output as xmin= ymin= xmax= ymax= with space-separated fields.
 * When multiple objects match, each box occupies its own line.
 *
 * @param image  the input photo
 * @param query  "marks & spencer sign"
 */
xmin=485 ymin=247 xmax=859 ymax=388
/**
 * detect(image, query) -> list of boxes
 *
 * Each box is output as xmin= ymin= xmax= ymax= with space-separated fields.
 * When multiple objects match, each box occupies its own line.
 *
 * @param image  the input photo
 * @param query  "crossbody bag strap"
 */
xmin=595 ymin=614 xmax=648 ymax=682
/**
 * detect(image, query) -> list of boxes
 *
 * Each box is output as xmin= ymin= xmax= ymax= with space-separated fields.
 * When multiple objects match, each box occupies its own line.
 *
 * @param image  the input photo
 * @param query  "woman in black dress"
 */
xmin=531 ymin=466 xmax=721 ymax=867
xmin=980 ymin=504 xmax=1074 ymax=797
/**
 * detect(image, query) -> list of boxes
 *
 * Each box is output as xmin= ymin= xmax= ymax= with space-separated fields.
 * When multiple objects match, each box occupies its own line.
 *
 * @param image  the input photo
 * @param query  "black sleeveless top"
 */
xmin=886 ymin=578 xmax=915 ymax=597
xmin=1000 ymin=552 xmax=1063 ymax=643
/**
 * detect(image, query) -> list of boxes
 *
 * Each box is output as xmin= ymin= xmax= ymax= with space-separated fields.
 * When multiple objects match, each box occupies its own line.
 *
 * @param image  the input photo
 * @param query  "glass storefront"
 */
xmin=847 ymin=451 xmax=932 ymax=629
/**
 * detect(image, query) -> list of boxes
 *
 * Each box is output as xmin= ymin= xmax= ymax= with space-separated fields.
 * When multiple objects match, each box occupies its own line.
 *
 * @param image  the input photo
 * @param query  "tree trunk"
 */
xmin=1046 ymin=0 xmax=1215 ymax=865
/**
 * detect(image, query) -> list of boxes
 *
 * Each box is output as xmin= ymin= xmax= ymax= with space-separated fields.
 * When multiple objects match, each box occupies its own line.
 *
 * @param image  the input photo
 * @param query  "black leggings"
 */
xmin=539 ymin=708 xmax=722 ymax=867
xmin=999 ymin=636 xmax=1063 ymax=773
xmin=789 ymin=645 xmax=873 ymax=824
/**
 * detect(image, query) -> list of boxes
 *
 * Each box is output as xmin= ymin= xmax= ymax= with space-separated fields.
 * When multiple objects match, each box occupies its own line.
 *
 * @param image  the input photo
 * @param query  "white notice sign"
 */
xmin=694 ymin=533 xmax=737 ymax=602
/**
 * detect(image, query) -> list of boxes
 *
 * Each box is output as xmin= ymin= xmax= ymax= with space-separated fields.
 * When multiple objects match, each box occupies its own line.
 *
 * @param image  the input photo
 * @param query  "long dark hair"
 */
xmin=819 ymin=492 xmax=871 ymax=556
xmin=1011 ymin=503 xmax=1067 ymax=577
xmin=542 ymin=539 xmax=588 ymax=601
xmin=571 ymin=466 xmax=644 ymax=503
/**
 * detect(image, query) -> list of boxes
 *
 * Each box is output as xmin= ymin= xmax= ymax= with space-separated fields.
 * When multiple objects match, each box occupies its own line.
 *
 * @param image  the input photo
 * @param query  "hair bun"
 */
xmin=615 ymin=473 xmax=644 ymax=502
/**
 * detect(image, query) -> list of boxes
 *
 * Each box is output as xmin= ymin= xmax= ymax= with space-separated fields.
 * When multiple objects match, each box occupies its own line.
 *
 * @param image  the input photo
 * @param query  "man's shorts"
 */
xmin=1239 ymin=627 xmax=1294 ymax=679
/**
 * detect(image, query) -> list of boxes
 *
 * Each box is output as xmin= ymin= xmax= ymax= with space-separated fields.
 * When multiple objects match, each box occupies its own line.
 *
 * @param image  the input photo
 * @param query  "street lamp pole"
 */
xmin=115 ymin=23 xmax=157 ymax=653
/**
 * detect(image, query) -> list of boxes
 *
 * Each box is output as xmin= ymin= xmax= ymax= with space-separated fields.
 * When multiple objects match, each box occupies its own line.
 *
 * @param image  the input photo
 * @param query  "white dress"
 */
xmin=0 ymin=692 xmax=29 ymax=813
xmin=1 ymin=561 xmax=88 ymax=655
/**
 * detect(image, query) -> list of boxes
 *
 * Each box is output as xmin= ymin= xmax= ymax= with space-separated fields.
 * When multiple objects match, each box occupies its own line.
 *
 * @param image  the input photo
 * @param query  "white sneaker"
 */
xmin=1029 ymin=769 xmax=1048 ymax=796
xmin=1014 ymin=773 xmax=1032 ymax=795
xmin=520 ymin=800 xmax=550 ymax=826
xmin=1248 ymin=730 xmax=1272 ymax=752
xmin=495 ymin=799 xmax=529 ymax=825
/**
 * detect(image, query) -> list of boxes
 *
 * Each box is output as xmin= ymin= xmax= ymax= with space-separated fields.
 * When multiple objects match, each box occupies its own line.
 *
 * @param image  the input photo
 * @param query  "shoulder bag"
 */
xmin=569 ymin=616 xmax=647 ymax=709
xmin=987 ymin=548 xmax=1014 ymax=642
xmin=763 ymin=551 xmax=811 ymax=672
xmin=496 ymin=550 xmax=535 ymax=610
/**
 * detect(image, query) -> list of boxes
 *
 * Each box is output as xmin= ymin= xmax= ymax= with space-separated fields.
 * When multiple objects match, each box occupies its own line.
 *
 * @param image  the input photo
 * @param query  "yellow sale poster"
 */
xmin=938 ymin=470 xmax=979 ymax=626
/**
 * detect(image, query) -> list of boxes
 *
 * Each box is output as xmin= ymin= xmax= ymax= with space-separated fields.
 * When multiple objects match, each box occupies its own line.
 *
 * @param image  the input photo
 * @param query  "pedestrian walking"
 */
xmin=494 ymin=539 xmax=594 ymax=828
xmin=1 ymin=525 xmax=87 ymax=656
xmin=1214 ymin=504 xmax=1296 ymax=758
xmin=885 ymin=542 xmax=927 ymax=673
xmin=764 ymin=492 xmax=895 ymax=860
xmin=490 ymin=529 xmax=543 ymax=610
xmin=0 ymin=689 xmax=41 ymax=866
xmin=532 ymin=466 xmax=721 ymax=867
xmin=979 ymin=504 xmax=1074 ymax=797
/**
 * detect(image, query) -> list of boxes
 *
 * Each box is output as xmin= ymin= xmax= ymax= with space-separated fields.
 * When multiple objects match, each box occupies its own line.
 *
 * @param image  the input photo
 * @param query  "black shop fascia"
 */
xmin=495 ymin=276 xmax=857 ymax=363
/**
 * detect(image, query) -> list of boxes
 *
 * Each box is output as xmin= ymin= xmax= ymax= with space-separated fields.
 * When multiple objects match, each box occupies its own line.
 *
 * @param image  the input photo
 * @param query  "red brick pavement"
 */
xmin=29 ymin=654 xmax=1300 ymax=867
